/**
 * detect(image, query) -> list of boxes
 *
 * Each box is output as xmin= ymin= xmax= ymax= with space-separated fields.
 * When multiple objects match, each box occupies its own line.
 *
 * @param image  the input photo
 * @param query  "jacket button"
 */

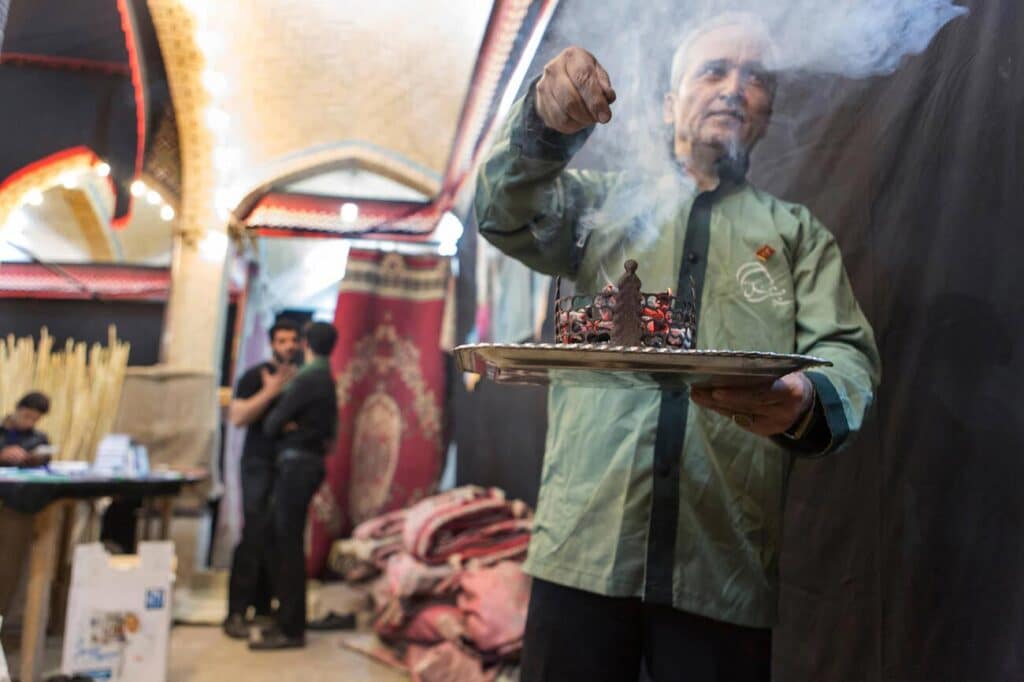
xmin=655 ymin=462 xmax=672 ymax=478
xmin=687 ymin=252 xmax=700 ymax=264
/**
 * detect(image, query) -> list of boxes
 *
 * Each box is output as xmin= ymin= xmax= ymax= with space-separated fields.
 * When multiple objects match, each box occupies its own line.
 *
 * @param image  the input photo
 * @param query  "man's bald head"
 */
xmin=670 ymin=13 xmax=778 ymax=94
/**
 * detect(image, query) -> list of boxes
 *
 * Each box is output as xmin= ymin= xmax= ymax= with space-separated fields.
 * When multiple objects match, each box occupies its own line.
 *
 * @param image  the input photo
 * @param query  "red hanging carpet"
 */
xmin=307 ymin=249 xmax=450 ymax=576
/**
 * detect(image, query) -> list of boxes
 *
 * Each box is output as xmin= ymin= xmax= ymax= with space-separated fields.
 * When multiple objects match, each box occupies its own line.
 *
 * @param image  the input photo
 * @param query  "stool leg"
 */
xmin=157 ymin=497 xmax=173 ymax=540
xmin=48 ymin=502 xmax=77 ymax=636
xmin=137 ymin=498 xmax=155 ymax=544
xmin=47 ymin=499 xmax=77 ymax=638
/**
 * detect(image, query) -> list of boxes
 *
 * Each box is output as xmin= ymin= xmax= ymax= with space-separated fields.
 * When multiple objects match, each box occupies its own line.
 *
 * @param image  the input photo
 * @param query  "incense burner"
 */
xmin=554 ymin=260 xmax=697 ymax=349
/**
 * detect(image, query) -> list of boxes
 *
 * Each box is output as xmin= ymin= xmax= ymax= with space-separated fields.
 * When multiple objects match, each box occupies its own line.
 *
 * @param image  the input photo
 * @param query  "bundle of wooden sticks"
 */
xmin=0 ymin=326 xmax=130 ymax=461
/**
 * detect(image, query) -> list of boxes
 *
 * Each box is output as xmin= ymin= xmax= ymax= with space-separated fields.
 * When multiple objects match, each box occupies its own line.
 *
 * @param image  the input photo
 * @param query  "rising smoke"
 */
xmin=540 ymin=0 xmax=968 ymax=267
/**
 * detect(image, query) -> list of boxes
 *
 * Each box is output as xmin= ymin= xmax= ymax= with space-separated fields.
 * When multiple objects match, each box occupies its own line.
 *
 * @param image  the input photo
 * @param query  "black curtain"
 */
xmin=760 ymin=1 xmax=1024 ymax=679
xmin=454 ymin=210 xmax=549 ymax=509
xmin=456 ymin=0 xmax=1023 ymax=678
xmin=0 ymin=298 xmax=164 ymax=365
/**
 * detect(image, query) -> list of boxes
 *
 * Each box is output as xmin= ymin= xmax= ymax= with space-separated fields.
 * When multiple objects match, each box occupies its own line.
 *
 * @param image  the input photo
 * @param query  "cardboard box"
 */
xmin=62 ymin=543 xmax=174 ymax=681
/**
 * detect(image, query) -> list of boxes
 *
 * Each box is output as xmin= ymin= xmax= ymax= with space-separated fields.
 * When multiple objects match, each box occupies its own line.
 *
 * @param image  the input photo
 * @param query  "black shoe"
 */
xmin=248 ymin=626 xmax=305 ymax=651
xmin=307 ymin=611 xmax=357 ymax=631
xmin=222 ymin=613 xmax=251 ymax=639
xmin=251 ymin=613 xmax=276 ymax=628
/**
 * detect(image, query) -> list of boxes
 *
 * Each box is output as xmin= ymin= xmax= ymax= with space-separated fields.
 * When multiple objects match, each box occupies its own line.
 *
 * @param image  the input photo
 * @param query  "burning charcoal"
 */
xmin=554 ymin=260 xmax=698 ymax=350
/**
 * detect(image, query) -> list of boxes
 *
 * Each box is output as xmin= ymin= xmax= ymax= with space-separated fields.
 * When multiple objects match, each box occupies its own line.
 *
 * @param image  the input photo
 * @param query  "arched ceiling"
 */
xmin=199 ymin=0 xmax=495 ymax=198
xmin=0 ymin=0 xmax=558 ymax=264
xmin=151 ymin=0 xmax=558 ymax=240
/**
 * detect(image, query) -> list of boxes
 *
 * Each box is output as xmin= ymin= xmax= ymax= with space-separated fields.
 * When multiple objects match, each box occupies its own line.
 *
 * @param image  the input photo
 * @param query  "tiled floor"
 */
xmin=5 ymin=626 xmax=407 ymax=681
xmin=168 ymin=625 xmax=407 ymax=681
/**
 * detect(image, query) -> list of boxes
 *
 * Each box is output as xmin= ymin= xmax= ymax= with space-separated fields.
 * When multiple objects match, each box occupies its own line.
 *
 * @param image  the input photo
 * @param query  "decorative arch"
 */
xmin=0 ymin=147 xmax=109 ymax=230
xmin=231 ymin=141 xmax=442 ymax=223
xmin=58 ymin=185 xmax=121 ymax=262
xmin=146 ymin=0 xmax=219 ymax=245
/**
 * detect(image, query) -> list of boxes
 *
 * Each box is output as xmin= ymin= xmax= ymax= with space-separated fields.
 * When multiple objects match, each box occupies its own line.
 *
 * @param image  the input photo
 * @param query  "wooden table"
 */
xmin=0 ymin=470 xmax=205 ymax=682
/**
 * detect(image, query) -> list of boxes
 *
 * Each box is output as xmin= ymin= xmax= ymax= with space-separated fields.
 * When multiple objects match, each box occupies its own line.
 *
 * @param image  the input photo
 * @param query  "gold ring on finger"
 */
xmin=732 ymin=413 xmax=754 ymax=429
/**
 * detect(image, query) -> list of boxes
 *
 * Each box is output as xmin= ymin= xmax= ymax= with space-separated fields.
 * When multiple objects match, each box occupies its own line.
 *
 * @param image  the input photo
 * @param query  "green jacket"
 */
xmin=474 ymin=88 xmax=881 ymax=628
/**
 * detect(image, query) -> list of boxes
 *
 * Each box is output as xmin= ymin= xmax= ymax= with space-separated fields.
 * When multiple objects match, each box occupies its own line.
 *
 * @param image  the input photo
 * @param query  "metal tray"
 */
xmin=454 ymin=343 xmax=831 ymax=390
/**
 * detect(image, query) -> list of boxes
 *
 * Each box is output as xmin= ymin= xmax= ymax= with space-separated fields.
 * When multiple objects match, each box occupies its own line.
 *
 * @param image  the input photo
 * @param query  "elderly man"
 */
xmin=475 ymin=13 xmax=880 ymax=682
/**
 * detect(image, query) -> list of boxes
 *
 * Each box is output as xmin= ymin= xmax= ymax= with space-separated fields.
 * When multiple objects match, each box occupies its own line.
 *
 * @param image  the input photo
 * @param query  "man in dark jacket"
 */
xmin=250 ymin=321 xmax=339 ymax=650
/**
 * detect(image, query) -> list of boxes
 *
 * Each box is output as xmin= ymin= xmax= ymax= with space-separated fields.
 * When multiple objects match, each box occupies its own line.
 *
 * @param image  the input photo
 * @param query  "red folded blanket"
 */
xmin=376 ymin=603 xmax=464 ymax=645
xmin=403 ymin=486 xmax=531 ymax=565
xmin=360 ymin=487 xmax=534 ymax=680
xmin=385 ymin=553 xmax=459 ymax=599
xmin=355 ymin=508 xmax=407 ymax=542
xmin=457 ymin=561 xmax=531 ymax=656
xmin=329 ymin=508 xmax=408 ymax=579
xmin=408 ymin=642 xmax=499 ymax=682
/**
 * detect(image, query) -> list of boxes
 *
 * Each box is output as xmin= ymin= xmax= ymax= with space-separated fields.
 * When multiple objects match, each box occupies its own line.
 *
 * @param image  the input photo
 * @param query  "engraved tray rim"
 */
xmin=454 ymin=342 xmax=833 ymax=389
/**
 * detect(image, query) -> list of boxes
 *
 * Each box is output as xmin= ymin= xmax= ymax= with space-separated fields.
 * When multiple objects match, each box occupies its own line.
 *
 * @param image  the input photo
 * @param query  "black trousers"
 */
xmin=521 ymin=578 xmax=772 ymax=682
xmin=268 ymin=449 xmax=325 ymax=638
xmin=227 ymin=453 xmax=276 ymax=617
xmin=100 ymin=497 xmax=142 ymax=553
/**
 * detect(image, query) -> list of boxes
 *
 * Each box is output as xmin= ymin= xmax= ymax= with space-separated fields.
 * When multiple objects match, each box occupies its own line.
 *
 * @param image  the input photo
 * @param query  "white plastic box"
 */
xmin=61 ymin=542 xmax=175 ymax=681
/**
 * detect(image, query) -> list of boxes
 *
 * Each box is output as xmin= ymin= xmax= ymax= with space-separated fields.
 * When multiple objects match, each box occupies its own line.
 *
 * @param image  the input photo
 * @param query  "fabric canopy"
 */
xmin=0 ymin=0 xmax=176 ymax=226
xmin=0 ymin=262 xmax=169 ymax=301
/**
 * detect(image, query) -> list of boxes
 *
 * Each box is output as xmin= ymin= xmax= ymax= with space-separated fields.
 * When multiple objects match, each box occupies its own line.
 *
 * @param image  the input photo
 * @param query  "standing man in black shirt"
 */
xmin=223 ymin=318 xmax=300 ymax=638
xmin=250 ymin=321 xmax=339 ymax=650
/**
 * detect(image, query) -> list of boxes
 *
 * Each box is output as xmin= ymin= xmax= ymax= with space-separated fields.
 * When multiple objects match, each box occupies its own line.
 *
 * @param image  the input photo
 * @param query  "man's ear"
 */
xmin=662 ymin=92 xmax=675 ymax=125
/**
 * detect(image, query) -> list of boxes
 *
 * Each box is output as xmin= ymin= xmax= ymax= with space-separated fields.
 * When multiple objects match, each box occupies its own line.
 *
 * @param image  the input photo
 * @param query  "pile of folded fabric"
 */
xmin=328 ymin=507 xmax=407 ymax=581
xmin=336 ymin=486 xmax=533 ymax=682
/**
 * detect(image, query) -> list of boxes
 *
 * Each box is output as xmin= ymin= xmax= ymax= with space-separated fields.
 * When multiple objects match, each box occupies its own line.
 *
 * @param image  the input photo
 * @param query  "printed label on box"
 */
xmin=145 ymin=589 xmax=166 ymax=610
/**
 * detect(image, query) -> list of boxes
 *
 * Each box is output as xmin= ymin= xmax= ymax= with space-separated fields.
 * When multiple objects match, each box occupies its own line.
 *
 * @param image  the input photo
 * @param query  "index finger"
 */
xmin=594 ymin=63 xmax=616 ymax=103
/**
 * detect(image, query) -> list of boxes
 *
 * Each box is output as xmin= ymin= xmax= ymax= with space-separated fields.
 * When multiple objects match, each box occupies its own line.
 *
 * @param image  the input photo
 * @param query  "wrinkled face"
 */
xmin=270 ymin=329 xmax=300 ymax=365
xmin=12 ymin=407 xmax=43 ymax=431
xmin=665 ymin=24 xmax=776 ymax=161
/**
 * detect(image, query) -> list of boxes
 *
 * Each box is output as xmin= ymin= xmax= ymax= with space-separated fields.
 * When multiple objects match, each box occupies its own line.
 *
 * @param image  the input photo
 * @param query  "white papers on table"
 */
xmin=93 ymin=434 xmax=149 ymax=477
